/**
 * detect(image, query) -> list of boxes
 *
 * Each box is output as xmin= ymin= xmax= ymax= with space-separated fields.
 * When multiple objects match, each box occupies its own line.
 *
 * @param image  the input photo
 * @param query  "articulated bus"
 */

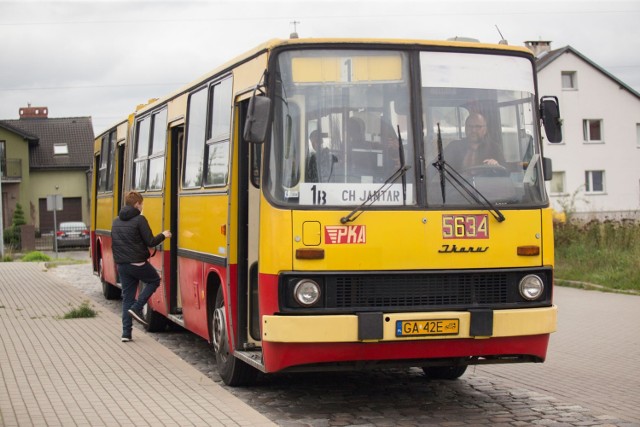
xmin=91 ymin=38 xmax=562 ymax=386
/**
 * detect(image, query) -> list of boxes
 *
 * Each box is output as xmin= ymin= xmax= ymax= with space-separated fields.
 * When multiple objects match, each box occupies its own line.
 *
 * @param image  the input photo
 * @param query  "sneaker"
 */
xmin=121 ymin=336 xmax=132 ymax=342
xmin=128 ymin=307 xmax=149 ymax=327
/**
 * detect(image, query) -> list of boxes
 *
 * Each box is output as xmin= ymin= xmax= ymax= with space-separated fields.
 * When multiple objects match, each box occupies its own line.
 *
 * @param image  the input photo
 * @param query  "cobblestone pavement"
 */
xmin=47 ymin=258 xmax=638 ymax=427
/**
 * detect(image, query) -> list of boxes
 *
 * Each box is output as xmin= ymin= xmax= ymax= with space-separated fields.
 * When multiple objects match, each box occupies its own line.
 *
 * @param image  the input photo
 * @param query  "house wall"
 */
xmin=30 ymin=170 xmax=90 ymax=228
xmin=539 ymin=52 xmax=640 ymax=219
xmin=0 ymin=128 xmax=32 ymax=226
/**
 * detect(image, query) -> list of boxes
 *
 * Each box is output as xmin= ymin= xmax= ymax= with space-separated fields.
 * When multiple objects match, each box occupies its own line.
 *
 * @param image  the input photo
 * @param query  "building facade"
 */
xmin=530 ymin=41 xmax=640 ymax=220
xmin=0 ymin=106 xmax=93 ymax=233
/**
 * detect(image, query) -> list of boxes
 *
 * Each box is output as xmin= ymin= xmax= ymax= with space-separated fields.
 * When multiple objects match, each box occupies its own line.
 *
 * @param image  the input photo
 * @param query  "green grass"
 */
xmin=554 ymin=219 xmax=640 ymax=293
xmin=61 ymin=300 xmax=98 ymax=319
xmin=21 ymin=251 xmax=52 ymax=262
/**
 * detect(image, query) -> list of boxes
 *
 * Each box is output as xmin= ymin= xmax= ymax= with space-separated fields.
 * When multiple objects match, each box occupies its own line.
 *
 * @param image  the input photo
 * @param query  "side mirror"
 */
xmin=543 ymin=157 xmax=553 ymax=181
xmin=540 ymin=96 xmax=562 ymax=143
xmin=243 ymin=95 xmax=271 ymax=144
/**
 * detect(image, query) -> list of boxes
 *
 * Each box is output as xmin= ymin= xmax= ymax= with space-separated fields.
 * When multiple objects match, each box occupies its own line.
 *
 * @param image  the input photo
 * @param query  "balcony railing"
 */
xmin=1 ymin=158 xmax=22 ymax=180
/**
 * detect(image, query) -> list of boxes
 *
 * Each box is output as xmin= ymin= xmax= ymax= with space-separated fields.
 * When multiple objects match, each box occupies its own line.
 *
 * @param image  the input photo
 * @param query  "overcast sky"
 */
xmin=1 ymin=0 xmax=639 ymax=135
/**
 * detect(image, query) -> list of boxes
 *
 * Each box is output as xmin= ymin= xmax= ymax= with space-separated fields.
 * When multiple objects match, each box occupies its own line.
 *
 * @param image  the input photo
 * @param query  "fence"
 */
xmin=3 ymin=223 xmax=90 ymax=253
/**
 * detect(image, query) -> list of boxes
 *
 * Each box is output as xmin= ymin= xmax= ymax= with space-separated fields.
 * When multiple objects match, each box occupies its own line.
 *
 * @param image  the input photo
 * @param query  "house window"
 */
xmin=585 ymin=170 xmax=605 ymax=193
xmin=583 ymin=119 xmax=603 ymax=143
xmin=550 ymin=171 xmax=565 ymax=194
xmin=53 ymin=143 xmax=69 ymax=155
xmin=561 ymin=71 xmax=577 ymax=89
xmin=636 ymin=123 xmax=640 ymax=147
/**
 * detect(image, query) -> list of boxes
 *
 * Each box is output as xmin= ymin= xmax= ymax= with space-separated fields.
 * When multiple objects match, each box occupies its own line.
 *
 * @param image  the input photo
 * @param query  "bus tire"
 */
xmin=138 ymin=283 xmax=168 ymax=332
xmin=422 ymin=365 xmax=468 ymax=380
xmin=143 ymin=303 xmax=168 ymax=332
xmin=100 ymin=257 xmax=121 ymax=300
xmin=212 ymin=287 xmax=258 ymax=386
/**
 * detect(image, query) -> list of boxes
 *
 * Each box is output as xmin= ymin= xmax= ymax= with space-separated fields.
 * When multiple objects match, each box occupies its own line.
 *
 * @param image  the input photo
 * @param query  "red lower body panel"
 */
xmin=262 ymin=334 xmax=549 ymax=372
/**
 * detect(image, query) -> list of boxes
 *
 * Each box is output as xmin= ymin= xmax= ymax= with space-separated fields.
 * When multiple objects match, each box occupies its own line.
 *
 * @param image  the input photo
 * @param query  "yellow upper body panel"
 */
xmin=259 ymin=204 xmax=551 ymax=274
xmin=95 ymin=196 xmax=115 ymax=232
xmin=140 ymin=194 xmax=167 ymax=248
xmin=178 ymin=192 xmax=229 ymax=257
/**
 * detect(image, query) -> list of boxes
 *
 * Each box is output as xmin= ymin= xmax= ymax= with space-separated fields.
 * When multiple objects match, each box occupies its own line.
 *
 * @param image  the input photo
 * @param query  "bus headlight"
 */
xmin=519 ymin=274 xmax=544 ymax=300
xmin=293 ymin=279 xmax=321 ymax=307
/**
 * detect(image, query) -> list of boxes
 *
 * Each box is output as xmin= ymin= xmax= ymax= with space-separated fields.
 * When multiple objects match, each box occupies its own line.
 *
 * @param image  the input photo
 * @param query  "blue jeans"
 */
xmin=117 ymin=262 xmax=161 ymax=337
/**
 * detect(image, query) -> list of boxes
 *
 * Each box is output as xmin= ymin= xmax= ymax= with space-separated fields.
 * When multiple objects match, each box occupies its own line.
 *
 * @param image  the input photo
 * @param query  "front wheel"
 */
xmin=212 ymin=287 xmax=258 ymax=386
xmin=138 ymin=282 xmax=168 ymax=332
xmin=422 ymin=365 xmax=468 ymax=380
xmin=142 ymin=301 xmax=168 ymax=332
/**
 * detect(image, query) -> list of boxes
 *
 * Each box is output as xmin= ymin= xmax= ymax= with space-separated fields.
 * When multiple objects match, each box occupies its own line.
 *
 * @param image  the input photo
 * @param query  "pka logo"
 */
xmin=325 ymin=225 xmax=366 ymax=244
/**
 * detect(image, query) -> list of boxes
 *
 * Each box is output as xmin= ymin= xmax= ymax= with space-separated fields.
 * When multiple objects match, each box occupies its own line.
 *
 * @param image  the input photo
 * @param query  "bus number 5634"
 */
xmin=442 ymin=214 xmax=489 ymax=239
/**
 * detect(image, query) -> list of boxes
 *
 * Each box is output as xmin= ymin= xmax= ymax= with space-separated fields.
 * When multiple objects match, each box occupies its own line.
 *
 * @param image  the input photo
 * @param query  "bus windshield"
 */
xmin=268 ymin=49 xmax=416 ymax=207
xmin=267 ymin=48 xmax=547 ymax=209
xmin=421 ymin=51 xmax=547 ymax=207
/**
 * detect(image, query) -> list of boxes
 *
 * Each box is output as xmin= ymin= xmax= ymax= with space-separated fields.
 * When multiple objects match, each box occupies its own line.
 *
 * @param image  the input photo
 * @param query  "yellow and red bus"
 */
xmin=91 ymin=38 xmax=562 ymax=386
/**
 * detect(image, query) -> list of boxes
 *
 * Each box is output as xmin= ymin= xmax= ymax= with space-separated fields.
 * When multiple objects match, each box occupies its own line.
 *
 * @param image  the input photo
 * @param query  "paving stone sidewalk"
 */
xmin=0 ymin=263 xmax=275 ymax=427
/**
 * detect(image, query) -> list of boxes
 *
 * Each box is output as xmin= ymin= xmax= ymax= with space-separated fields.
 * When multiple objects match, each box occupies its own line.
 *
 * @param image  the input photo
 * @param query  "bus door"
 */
xmin=140 ymin=108 xmax=170 ymax=315
xmin=168 ymin=124 xmax=183 ymax=315
xmin=235 ymin=98 xmax=262 ymax=349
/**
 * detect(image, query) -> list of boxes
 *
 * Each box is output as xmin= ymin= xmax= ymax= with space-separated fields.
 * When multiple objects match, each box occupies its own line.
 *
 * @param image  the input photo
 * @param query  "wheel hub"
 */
xmin=212 ymin=307 xmax=226 ymax=353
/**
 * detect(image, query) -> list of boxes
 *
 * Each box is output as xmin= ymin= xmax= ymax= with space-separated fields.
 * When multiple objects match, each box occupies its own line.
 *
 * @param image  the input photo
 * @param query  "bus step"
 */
xmin=235 ymin=349 xmax=266 ymax=372
xmin=167 ymin=313 xmax=185 ymax=327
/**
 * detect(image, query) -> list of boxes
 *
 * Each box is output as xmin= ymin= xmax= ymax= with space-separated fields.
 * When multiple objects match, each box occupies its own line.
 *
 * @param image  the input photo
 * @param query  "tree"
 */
xmin=12 ymin=203 xmax=26 ymax=227
xmin=3 ymin=203 xmax=26 ymax=249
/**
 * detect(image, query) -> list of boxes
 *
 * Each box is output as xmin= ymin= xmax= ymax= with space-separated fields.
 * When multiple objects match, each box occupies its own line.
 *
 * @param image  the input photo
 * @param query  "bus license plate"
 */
xmin=396 ymin=319 xmax=459 ymax=337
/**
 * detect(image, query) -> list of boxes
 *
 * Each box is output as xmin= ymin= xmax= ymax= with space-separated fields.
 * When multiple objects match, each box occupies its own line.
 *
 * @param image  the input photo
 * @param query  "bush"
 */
xmin=3 ymin=226 xmax=20 ymax=247
xmin=554 ymin=218 xmax=640 ymax=249
xmin=554 ymin=218 xmax=640 ymax=291
xmin=12 ymin=203 xmax=26 ymax=228
xmin=2 ymin=203 xmax=28 ymax=249
xmin=21 ymin=251 xmax=51 ymax=262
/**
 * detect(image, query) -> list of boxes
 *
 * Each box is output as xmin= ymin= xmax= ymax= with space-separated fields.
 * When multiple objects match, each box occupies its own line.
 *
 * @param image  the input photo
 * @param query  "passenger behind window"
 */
xmin=347 ymin=117 xmax=379 ymax=181
xmin=346 ymin=117 xmax=367 ymax=148
xmin=306 ymin=130 xmax=337 ymax=182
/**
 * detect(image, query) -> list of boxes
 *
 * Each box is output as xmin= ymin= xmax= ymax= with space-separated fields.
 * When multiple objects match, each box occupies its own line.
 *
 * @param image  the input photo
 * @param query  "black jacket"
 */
xmin=111 ymin=205 xmax=165 ymax=264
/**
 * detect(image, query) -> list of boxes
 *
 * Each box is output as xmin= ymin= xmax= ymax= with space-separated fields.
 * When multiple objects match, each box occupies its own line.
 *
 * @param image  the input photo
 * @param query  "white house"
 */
xmin=528 ymin=41 xmax=640 ymax=220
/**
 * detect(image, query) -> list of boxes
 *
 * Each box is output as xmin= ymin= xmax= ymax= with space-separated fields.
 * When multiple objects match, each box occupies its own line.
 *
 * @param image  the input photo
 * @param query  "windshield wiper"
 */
xmin=340 ymin=165 xmax=411 ymax=224
xmin=435 ymin=123 xmax=446 ymax=203
xmin=432 ymin=123 xmax=505 ymax=223
xmin=396 ymin=124 xmax=408 ymax=204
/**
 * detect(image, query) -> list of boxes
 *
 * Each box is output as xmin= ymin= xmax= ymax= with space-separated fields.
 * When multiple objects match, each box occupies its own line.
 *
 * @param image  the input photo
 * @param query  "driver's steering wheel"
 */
xmin=464 ymin=164 xmax=509 ymax=178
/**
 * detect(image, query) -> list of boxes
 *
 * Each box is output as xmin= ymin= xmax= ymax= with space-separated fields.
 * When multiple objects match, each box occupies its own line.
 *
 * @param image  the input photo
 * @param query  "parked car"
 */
xmin=54 ymin=222 xmax=90 ymax=250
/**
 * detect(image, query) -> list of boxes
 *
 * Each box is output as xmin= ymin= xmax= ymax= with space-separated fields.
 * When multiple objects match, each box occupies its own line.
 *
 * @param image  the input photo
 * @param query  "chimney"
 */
xmin=524 ymin=40 xmax=552 ymax=58
xmin=19 ymin=104 xmax=49 ymax=119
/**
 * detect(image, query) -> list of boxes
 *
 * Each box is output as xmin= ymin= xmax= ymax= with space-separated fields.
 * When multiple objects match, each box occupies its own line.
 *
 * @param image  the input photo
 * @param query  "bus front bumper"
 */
xmin=262 ymin=306 xmax=557 ymax=343
xmin=259 ymin=306 xmax=557 ymax=372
